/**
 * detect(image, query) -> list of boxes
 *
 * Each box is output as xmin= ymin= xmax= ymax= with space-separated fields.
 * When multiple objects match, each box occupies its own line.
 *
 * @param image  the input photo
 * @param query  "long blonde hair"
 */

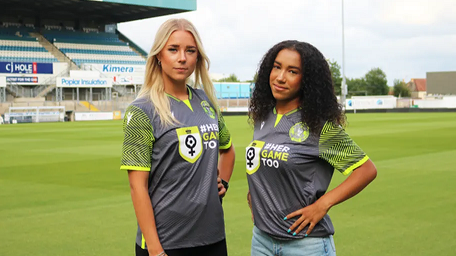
xmin=137 ymin=18 xmax=219 ymax=127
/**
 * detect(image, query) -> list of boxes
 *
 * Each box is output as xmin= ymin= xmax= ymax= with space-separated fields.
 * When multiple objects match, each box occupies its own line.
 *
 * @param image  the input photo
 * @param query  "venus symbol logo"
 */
xmin=246 ymin=147 xmax=255 ymax=168
xmin=185 ymin=134 xmax=197 ymax=156
xmin=176 ymin=126 xmax=203 ymax=163
xmin=246 ymin=140 xmax=265 ymax=175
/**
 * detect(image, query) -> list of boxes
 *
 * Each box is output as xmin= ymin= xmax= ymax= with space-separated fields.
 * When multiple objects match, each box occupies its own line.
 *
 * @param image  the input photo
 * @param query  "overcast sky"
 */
xmin=118 ymin=0 xmax=456 ymax=87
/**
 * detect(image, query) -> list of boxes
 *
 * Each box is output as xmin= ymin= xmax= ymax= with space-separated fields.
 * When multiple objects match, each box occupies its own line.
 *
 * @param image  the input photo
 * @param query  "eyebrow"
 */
xmin=274 ymin=61 xmax=301 ymax=71
xmin=168 ymin=44 xmax=197 ymax=49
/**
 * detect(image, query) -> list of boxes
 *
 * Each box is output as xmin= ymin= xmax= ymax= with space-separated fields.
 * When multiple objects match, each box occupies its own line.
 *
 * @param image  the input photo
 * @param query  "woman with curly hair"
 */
xmin=246 ymin=40 xmax=377 ymax=255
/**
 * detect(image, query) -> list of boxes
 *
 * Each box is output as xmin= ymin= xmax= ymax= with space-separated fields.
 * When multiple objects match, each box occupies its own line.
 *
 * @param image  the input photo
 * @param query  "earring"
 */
xmin=158 ymin=60 xmax=161 ymax=66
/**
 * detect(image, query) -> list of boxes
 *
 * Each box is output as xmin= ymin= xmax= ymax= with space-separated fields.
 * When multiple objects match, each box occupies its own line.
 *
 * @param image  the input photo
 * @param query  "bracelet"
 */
xmin=221 ymin=179 xmax=229 ymax=191
xmin=155 ymin=251 xmax=166 ymax=256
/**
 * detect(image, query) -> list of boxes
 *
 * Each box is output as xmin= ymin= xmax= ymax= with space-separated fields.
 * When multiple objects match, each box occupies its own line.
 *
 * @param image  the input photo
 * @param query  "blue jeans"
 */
xmin=251 ymin=226 xmax=336 ymax=256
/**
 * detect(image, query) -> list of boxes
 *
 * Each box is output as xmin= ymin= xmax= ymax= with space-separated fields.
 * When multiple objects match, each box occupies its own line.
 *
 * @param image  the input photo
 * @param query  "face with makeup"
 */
xmin=158 ymin=30 xmax=198 ymax=86
xmin=269 ymin=48 xmax=303 ymax=110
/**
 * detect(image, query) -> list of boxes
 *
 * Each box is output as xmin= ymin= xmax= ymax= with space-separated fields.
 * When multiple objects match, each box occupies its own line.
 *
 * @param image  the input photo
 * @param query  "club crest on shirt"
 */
xmin=289 ymin=122 xmax=309 ymax=142
xmin=176 ymin=126 xmax=203 ymax=163
xmin=201 ymin=101 xmax=216 ymax=119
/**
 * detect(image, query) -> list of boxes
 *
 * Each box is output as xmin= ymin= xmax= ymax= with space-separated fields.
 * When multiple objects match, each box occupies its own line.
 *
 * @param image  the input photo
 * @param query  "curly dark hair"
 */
xmin=249 ymin=40 xmax=345 ymax=133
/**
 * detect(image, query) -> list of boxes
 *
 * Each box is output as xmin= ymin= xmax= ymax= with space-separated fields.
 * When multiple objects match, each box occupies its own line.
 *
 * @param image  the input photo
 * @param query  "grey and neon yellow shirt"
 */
xmin=246 ymin=108 xmax=368 ymax=239
xmin=120 ymin=86 xmax=231 ymax=250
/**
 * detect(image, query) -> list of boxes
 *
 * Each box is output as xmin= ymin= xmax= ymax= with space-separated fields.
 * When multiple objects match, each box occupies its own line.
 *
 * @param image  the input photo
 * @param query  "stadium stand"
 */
xmin=0 ymin=25 xmax=58 ymax=63
xmin=44 ymin=30 xmax=146 ymax=66
xmin=0 ymin=0 xmax=198 ymax=120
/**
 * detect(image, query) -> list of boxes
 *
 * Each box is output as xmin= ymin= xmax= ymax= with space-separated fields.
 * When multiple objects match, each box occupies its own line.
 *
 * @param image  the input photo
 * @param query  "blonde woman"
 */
xmin=120 ymin=19 xmax=235 ymax=256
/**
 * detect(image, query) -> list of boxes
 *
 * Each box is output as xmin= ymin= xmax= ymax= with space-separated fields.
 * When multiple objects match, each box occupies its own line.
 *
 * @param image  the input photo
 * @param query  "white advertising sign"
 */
xmin=57 ymin=77 xmax=112 ymax=88
xmin=414 ymin=96 xmax=456 ymax=108
xmin=75 ymin=112 xmax=114 ymax=121
xmin=86 ymin=64 xmax=145 ymax=74
xmin=0 ymin=76 xmax=5 ymax=87
xmin=113 ymin=75 xmax=144 ymax=85
xmin=345 ymin=97 xmax=397 ymax=110
xmin=70 ymin=70 xmax=100 ymax=78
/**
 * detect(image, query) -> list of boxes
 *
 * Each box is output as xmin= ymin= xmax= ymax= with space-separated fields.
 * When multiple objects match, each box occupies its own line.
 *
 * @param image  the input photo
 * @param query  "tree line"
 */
xmin=214 ymin=61 xmax=411 ymax=97
xmin=328 ymin=60 xmax=410 ymax=97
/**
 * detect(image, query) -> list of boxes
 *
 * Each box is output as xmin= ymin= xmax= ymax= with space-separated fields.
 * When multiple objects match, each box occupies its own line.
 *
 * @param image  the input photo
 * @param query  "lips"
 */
xmin=273 ymin=83 xmax=287 ymax=91
xmin=174 ymin=67 xmax=188 ymax=72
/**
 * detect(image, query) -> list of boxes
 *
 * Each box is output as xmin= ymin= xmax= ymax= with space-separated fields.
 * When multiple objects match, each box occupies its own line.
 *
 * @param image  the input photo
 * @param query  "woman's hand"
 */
xmin=217 ymin=176 xmax=227 ymax=197
xmin=284 ymin=200 xmax=329 ymax=236
xmin=285 ymin=159 xmax=377 ymax=236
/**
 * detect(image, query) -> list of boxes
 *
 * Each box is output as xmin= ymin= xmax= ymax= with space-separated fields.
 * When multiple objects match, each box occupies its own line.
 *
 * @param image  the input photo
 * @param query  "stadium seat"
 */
xmin=47 ymin=30 xmax=146 ymax=66
xmin=0 ymin=28 xmax=58 ymax=63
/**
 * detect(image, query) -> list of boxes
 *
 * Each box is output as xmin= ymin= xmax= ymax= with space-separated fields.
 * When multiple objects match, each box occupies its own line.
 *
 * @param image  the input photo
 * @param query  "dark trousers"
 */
xmin=135 ymin=239 xmax=228 ymax=256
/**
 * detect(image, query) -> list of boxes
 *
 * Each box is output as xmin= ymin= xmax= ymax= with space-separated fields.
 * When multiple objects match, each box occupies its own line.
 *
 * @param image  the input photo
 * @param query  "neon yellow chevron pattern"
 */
xmin=319 ymin=121 xmax=368 ymax=175
xmin=120 ymin=105 xmax=154 ymax=171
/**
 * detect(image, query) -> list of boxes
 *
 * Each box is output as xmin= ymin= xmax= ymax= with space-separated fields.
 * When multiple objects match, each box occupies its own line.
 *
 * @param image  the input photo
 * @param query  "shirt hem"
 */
xmin=255 ymin=225 xmax=334 ymax=240
xmin=120 ymin=165 xmax=150 ymax=171
xmin=341 ymin=155 xmax=369 ymax=175
xmin=138 ymin=235 xmax=226 ymax=250
xmin=219 ymin=138 xmax=232 ymax=150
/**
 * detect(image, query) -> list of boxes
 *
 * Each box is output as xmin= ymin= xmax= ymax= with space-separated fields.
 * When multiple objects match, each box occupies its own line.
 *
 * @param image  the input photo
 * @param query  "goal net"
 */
xmin=6 ymin=106 xmax=65 ymax=123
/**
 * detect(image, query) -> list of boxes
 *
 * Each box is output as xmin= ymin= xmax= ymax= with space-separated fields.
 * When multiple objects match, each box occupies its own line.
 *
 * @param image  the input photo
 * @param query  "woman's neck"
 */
xmin=164 ymin=79 xmax=188 ymax=101
xmin=275 ymin=99 xmax=300 ymax=115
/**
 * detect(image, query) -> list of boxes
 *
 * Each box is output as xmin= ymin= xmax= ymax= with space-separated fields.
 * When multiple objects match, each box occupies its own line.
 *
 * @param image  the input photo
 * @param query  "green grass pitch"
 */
xmin=1 ymin=113 xmax=456 ymax=255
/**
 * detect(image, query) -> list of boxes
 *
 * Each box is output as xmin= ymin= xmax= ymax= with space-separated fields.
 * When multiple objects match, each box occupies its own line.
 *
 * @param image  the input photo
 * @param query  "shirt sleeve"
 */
xmin=120 ymin=105 xmax=154 ymax=171
xmin=218 ymin=112 xmax=232 ymax=150
xmin=318 ymin=121 xmax=369 ymax=175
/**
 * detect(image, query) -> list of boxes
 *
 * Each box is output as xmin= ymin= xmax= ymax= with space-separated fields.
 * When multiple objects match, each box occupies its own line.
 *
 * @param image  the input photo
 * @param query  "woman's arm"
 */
xmin=285 ymin=159 xmax=377 ymax=235
xmin=217 ymin=144 xmax=235 ymax=196
xmin=128 ymin=170 xmax=165 ymax=256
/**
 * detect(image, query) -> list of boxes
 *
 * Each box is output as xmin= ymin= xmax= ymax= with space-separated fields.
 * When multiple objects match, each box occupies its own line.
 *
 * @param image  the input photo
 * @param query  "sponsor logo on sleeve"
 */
xmin=126 ymin=112 xmax=133 ymax=125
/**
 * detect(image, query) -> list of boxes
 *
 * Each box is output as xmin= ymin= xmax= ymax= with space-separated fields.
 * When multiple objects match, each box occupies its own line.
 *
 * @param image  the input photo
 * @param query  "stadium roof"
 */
xmin=1 ymin=0 xmax=197 ymax=24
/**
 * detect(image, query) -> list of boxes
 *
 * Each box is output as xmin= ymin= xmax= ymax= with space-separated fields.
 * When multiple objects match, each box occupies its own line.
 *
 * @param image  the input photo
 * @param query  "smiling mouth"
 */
xmin=273 ymin=84 xmax=287 ymax=91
